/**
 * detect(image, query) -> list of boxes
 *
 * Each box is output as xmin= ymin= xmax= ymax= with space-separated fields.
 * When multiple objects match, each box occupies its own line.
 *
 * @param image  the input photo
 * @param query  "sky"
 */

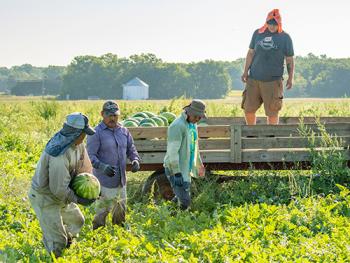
xmin=1 ymin=0 xmax=350 ymax=67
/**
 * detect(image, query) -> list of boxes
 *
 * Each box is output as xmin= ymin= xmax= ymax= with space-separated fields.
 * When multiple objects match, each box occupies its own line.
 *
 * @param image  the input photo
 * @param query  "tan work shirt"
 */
xmin=31 ymin=144 xmax=92 ymax=204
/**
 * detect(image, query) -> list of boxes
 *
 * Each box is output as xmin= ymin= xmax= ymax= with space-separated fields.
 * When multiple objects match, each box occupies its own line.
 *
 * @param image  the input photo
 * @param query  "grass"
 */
xmin=0 ymin=98 xmax=349 ymax=262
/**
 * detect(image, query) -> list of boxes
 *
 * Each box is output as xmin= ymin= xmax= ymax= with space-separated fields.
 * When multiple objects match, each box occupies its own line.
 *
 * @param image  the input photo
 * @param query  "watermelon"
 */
xmin=140 ymin=118 xmax=158 ymax=127
xmin=123 ymin=120 xmax=138 ymax=127
xmin=142 ymin=111 xmax=156 ymax=118
xmin=71 ymin=173 xmax=100 ymax=200
xmin=139 ymin=122 xmax=155 ymax=127
xmin=151 ymin=116 xmax=164 ymax=126
xmin=160 ymin=112 xmax=176 ymax=124
xmin=124 ymin=118 xmax=140 ymax=125
xmin=133 ymin=116 xmax=144 ymax=123
xmin=132 ymin=112 xmax=148 ymax=119
xmin=158 ymin=115 xmax=169 ymax=126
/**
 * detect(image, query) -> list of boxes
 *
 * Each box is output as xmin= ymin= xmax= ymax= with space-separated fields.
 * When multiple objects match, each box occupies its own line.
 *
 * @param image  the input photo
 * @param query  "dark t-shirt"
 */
xmin=248 ymin=29 xmax=294 ymax=82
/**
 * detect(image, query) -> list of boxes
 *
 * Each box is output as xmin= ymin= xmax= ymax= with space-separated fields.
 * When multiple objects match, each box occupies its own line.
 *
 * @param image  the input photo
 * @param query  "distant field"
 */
xmin=0 ymin=94 xmax=57 ymax=101
xmin=1 ymin=93 xmax=349 ymax=104
xmin=0 ymin=94 xmax=349 ymax=123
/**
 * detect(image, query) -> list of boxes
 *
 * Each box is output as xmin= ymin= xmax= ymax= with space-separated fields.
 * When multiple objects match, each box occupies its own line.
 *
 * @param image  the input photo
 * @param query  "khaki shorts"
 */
xmin=241 ymin=78 xmax=284 ymax=117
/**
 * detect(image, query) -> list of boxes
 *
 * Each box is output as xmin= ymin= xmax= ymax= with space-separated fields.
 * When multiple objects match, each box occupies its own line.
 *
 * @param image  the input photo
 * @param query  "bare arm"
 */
xmin=285 ymin=56 xmax=294 ymax=89
xmin=241 ymin=49 xmax=255 ymax=83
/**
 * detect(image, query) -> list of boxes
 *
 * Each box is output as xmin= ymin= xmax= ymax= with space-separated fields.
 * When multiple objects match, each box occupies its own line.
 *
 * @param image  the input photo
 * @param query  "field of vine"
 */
xmin=0 ymin=97 xmax=349 ymax=262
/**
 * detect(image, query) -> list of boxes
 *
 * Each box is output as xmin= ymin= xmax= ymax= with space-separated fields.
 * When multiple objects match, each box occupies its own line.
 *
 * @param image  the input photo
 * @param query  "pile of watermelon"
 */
xmin=120 ymin=111 xmax=177 ymax=128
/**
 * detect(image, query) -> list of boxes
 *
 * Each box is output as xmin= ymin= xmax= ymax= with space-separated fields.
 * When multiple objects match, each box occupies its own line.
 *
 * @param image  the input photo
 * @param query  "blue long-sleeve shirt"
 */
xmin=87 ymin=122 xmax=139 ymax=188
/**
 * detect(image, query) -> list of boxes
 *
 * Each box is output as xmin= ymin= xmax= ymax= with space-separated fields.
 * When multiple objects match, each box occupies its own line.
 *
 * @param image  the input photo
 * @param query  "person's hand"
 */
xmin=76 ymin=196 xmax=96 ymax=206
xmin=131 ymin=160 xmax=140 ymax=173
xmin=199 ymin=165 xmax=205 ymax=177
xmin=241 ymin=72 xmax=249 ymax=83
xmin=173 ymin=173 xmax=184 ymax=187
xmin=286 ymin=78 xmax=293 ymax=90
xmin=99 ymin=162 xmax=116 ymax=177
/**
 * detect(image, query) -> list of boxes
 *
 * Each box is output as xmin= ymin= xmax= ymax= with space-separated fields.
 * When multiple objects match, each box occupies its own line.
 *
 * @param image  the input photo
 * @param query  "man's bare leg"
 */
xmin=245 ymin=112 xmax=256 ymax=125
xmin=267 ymin=116 xmax=279 ymax=125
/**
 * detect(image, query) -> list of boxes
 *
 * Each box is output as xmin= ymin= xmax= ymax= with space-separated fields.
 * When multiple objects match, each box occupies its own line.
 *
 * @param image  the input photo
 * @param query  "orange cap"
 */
xmin=258 ymin=9 xmax=283 ymax=34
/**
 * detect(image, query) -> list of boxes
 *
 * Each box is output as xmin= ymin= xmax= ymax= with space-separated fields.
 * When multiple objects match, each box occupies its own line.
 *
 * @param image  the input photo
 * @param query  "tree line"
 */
xmin=1 ymin=53 xmax=349 ymax=99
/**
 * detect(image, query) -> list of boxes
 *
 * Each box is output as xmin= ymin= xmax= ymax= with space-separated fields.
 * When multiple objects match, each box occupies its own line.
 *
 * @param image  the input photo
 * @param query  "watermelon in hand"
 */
xmin=71 ymin=173 xmax=101 ymax=200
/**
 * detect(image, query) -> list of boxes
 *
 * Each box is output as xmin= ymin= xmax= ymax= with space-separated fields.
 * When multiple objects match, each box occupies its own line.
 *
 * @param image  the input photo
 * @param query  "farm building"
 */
xmin=122 ymin=77 xmax=149 ymax=100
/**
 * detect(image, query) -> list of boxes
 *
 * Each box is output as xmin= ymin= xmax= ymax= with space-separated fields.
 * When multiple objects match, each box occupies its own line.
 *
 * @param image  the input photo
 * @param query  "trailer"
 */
xmin=126 ymin=117 xmax=350 ymax=200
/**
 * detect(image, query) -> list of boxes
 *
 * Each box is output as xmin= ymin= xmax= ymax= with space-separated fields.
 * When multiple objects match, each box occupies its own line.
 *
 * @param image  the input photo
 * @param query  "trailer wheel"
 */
xmin=141 ymin=169 xmax=174 ymax=201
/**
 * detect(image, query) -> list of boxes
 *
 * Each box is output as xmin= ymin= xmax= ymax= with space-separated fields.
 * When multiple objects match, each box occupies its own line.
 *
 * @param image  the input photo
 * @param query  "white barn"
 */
xmin=122 ymin=77 xmax=149 ymax=100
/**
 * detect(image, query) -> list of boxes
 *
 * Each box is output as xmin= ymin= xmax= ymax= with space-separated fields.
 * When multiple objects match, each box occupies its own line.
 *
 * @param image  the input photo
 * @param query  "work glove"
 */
xmin=173 ymin=173 xmax=184 ymax=187
xmin=76 ymin=196 xmax=96 ymax=206
xmin=99 ymin=162 xmax=116 ymax=177
xmin=131 ymin=160 xmax=140 ymax=173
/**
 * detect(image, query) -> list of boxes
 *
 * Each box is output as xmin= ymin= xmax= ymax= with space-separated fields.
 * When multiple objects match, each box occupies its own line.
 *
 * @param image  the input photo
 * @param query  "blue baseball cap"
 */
xmin=65 ymin=112 xmax=95 ymax=135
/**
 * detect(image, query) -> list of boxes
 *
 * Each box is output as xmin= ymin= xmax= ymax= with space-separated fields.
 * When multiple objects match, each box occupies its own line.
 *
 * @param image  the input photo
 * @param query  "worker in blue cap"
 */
xmin=28 ymin=112 xmax=96 ymax=258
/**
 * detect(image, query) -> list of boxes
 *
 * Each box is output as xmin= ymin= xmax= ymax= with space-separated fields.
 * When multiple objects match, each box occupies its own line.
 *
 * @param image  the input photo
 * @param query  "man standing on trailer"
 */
xmin=241 ymin=9 xmax=294 ymax=125
xmin=163 ymin=99 xmax=206 ymax=210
